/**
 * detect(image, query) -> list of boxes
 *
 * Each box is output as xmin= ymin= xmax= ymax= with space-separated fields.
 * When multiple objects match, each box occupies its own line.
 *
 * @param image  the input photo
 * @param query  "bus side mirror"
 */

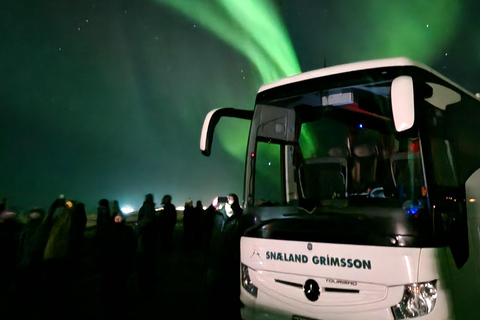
xmin=200 ymin=108 xmax=253 ymax=156
xmin=391 ymin=76 xmax=415 ymax=132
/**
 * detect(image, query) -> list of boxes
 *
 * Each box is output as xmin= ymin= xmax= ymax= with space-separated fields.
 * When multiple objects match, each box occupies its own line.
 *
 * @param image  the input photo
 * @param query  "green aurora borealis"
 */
xmin=156 ymin=0 xmax=302 ymax=83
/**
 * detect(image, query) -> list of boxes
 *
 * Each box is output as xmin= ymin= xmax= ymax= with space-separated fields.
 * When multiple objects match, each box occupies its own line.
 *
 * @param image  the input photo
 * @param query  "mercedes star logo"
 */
xmin=303 ymin=279 xmax=320 ymax=301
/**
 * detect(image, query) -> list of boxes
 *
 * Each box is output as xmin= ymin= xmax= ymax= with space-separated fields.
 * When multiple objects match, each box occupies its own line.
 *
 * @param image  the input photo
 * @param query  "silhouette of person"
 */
xmin=96 ymin=199 xmax=111 ymax=272
xmin=136 ymin=193 xmax=158 ymax=297
xmin=0 ymin=203 xmax=22 ymax=317
xmin=42 ymin=197 xmax=87 ymax=320
xmin=201 ymin=200 xmax=217 ymax=261
xmin=96 ymin=199 xmax=111 ymax=241
xmin=206 ymin=193 xmax=243 ymax=320
xmin=101 ymin=214 xmax=137 ymax=320
xmin=16 ymin=208 xmax=48 ymax=318
xmin=183 ymin=199 xmax=194 ymax=248
xmin=193 ymin=200 xmax=204 ymax=249
xmin=159 ymin=194 xmax=176 ymax=251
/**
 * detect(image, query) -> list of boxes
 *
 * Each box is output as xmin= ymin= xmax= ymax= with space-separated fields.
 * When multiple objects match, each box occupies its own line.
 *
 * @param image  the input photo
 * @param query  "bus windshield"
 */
xmin=297 ymin=115 xmax=426 ymax=209
xmin=252 ymin=78 xmax=436 ymax=246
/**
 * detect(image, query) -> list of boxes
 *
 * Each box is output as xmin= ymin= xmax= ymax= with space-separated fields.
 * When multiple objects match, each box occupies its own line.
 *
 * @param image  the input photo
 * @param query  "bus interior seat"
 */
xmin=352 ymin=143 xmax=378 ymax=191
xmin=302 ymin=148 xmax=348 ymax=199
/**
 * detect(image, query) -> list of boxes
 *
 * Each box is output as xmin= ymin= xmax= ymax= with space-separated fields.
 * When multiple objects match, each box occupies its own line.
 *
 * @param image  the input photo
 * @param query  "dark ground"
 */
xmin=6 ymin=220 xmax=210 ymax=320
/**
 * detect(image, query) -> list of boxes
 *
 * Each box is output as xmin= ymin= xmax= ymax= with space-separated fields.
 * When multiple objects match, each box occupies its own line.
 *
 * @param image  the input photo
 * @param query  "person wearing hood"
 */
xmin=206 ymin=193 xmax=243 ymax=320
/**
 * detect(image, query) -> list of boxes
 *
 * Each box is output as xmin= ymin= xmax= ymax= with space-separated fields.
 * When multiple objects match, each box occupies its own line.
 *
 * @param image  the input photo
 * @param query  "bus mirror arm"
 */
xmin=200 ymin=108 xmax=253 ymax=156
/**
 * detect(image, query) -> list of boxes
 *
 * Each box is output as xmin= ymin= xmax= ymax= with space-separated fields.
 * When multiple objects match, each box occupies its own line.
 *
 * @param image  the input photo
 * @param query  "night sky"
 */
xmin=2 ymin=0 xmax=479 ymax=212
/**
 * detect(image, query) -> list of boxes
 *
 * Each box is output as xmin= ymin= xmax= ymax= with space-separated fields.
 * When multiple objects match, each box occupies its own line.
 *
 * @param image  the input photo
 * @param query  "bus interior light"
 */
xmin=321 ymin=91 xmax=354 ymax=106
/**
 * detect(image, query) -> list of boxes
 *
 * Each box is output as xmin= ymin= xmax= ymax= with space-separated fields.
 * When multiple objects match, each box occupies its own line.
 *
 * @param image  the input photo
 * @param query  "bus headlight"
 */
xmin=241 ymin=263 xmax=258 ymax=298
xmin=391 ymin=280 xmax=437 ymax=319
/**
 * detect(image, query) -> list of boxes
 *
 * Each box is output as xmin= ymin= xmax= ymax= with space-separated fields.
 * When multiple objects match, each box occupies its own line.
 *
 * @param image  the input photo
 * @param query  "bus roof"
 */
xmin=258 ymin=57 xmax=479 ymax=100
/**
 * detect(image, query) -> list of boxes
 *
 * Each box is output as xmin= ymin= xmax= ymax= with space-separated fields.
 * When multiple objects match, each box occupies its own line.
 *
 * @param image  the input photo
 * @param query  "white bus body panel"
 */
xmin=240 ymin=237 xmax=453 ymax=320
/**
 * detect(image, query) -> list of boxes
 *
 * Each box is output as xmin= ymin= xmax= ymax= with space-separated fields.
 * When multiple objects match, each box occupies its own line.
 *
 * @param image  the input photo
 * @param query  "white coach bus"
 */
xmin=200 ymin=57 xmax=480 ymax=320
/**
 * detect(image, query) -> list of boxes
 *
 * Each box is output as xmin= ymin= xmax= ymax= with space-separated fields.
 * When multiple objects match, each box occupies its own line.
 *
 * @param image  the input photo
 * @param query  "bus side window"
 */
xmin=431 ymin=138 xmax=468 ymax=268
xmin=254 ymin=142 xmax=283 ymax=206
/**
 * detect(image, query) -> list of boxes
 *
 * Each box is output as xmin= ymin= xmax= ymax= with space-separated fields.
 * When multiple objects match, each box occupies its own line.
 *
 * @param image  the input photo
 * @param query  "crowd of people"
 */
xmin=0 ymin=193 xmax=245 ymax=320
xmin=0 ymin=197 xmax=88 ymax=319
